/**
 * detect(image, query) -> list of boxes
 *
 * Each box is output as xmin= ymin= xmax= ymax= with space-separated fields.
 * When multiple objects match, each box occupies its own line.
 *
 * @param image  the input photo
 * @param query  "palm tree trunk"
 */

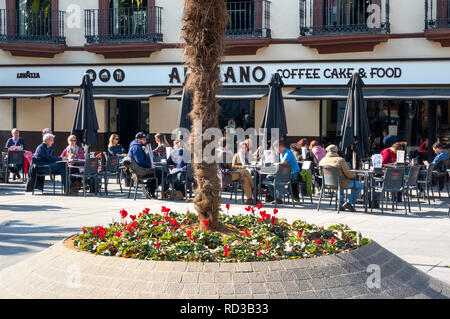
xmin=181 ymin=0 xmax=228 ymax=230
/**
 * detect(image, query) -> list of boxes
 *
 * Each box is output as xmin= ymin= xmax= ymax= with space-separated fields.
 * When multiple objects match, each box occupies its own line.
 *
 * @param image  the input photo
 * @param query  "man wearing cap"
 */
xmin=128 ymin=132 xmax=162 ymax=199
xmin=318 ymin=145 xmax=363 ymax=212
xmin=32 ymin=133 xmax=67 ymax=192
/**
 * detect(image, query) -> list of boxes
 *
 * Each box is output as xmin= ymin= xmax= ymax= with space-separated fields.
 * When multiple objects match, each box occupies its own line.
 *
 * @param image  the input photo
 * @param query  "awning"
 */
xmin=167 ymin=88 xmax=269 ymax=100
xmin=64 ymin=88 xmax=170 ymax=100
xmin=286 ymin=88 xmax=450 ymax=100
xmin=0 ymin=89 xmax=69 ymax=99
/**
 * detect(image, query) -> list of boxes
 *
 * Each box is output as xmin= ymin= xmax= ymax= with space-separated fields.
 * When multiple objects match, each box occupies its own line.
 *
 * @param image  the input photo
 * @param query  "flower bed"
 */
xmin=74 ymin=205 xmax=370 ymax=262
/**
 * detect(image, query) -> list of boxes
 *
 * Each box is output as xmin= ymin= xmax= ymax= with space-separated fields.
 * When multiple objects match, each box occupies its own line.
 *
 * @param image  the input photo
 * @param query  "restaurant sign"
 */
xmin=1 ymin=60 xmax=449 ymax=87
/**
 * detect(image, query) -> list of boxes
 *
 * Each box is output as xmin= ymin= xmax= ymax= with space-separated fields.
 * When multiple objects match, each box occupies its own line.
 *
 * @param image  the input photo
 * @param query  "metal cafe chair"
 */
xmin=371 ymin=168 xmax=407 ymax=215
xmin=128 ymin=170 xmax=159 ymax=201
xmin=417 ymin=163 xmax=435 ymax=204
xmin=100 ymin=155 xmax=123 ymax=195
xmin=433 ymin=159 xmax=450 ymax=200
xmin=70 ymin=158 xmax=101 ymax=197
xmin=261 ymin=163 xmax=296 ymax=208
xmin=404 ymin=165 xmax=422 ymax=214
xmin=317 ymin=166 xmax=356 ymax=213
xmin=4 ymin=150 xmax=25 ymax=183
xmin=229 ymin=170 xmax=245 ymax=204
xmin=31 ymin=158 xmax=62 ymax=195
xmin=170 ymin=163 xmax=195 ymax=201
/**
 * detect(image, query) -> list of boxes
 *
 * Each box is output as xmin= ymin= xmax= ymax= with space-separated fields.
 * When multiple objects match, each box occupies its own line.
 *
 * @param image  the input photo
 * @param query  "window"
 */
xmin=226 ymin=0 xmax=255 ymax=36
xmin=110 ymin=0 xmax=148 ymax=37
xmin=323 ymin=0 xmax=368 ymax=28
xmin=16 ymin=0 xmax=52 ymax=38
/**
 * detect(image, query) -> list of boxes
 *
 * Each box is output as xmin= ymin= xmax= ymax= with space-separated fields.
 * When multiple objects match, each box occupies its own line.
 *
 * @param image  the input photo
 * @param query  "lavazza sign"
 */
xmin=1 ymin=60 xmax=448 ymax=87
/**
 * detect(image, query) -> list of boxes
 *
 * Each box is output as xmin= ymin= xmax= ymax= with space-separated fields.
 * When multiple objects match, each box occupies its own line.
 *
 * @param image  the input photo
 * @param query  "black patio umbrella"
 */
xmin=261 ymin=72 xmax=288 ymax=144
xmin=340 ymin=72 xmax=370 ymax=168
xmin=177 ymin=74 xmax=193 ymax=137
xmin=72 ymin=74 xmax=99 ymax=153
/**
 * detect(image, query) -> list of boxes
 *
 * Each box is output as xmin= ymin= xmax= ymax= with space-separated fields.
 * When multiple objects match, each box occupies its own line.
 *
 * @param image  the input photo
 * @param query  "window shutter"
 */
xmin=437 ymin=0 xmax=449 ymax=25
xmin=313 ymin=0 xmax=324 ymax=33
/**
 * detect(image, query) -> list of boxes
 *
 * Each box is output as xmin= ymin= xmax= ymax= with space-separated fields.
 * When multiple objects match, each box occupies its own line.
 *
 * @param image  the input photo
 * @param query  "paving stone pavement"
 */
xmin=0 ymin=239 xmax=449 ymax=299
xmin=0 ymin=181 xmax=449 ymax=298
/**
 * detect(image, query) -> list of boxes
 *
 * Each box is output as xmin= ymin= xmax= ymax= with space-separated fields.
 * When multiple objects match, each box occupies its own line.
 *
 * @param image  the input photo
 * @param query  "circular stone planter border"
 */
xmin=0 ymin=237 xmax=449 ymax=299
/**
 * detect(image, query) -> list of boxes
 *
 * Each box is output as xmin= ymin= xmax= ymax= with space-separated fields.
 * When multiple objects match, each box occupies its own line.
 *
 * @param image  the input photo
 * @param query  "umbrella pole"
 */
xmin=352 ymin=150 xmax=357 ymax=170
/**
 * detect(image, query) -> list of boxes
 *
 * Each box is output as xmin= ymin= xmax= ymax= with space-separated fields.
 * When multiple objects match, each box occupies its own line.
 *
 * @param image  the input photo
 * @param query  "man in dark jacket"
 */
xmin=128 ymin=132 xmax=162 ymax=198
xmin=33 ymin=133 xmax=66 ymax=192
xmin=4 ymin=128 xmax=26 ymax=179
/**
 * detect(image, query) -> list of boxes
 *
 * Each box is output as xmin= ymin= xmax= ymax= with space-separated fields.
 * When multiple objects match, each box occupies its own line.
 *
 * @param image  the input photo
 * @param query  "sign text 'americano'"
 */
xmin=0 ymin=60 xmax=448 ymax=87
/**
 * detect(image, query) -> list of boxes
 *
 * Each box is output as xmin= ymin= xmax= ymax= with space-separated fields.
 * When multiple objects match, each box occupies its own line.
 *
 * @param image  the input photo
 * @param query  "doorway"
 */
xmin=116 ymin=99 xmax=149 ymax=151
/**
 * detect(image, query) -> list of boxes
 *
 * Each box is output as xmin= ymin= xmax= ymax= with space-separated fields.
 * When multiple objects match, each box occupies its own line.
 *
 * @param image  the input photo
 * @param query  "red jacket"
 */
xmin=381 ymin=148 xmax=396 ymax=165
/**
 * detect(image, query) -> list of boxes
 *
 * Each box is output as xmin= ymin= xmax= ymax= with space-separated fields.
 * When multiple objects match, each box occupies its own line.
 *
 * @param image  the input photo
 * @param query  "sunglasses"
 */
xmin=70 ymin=140 xmax=76 ymax=142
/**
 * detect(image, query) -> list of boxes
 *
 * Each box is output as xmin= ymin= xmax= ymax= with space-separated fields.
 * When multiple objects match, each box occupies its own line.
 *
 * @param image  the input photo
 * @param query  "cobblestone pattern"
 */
xmin=0 ymin=240 xmax=449 ymax=299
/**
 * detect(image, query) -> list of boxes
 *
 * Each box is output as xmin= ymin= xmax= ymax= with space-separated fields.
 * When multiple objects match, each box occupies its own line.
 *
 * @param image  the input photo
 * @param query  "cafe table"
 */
xmin=350 ymin=168 xmax=382 ymax=213
xmin=58 ymin=159 xmax=86 ymax=195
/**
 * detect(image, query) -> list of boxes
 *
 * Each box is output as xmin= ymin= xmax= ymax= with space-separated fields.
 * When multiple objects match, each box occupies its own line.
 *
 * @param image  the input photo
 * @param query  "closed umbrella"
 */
xmin=340 ymin=72 xmax=370 ymax=168
xmin=72 ymin=74 xmax=99 ymax=156
xmin=177 ymin=74 xmax=193 ymax=136
xmin=261 ymin=72 xmax=288 ymax=145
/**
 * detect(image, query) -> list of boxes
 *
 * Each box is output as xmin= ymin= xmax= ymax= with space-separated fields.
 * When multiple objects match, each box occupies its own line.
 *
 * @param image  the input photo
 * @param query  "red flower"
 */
xmin=240 ymin=228 xmax=250 ymax=237
xmin=257 ymin=251 xmax=262 ymax=257
xmin=129 ymin=230 xmax=134 ymax=236
xmin=202 ymin=220 xmax=209 ymax=230
xmin=138 ymin=213 xmax=142 ymax=219
xmin=259 ymin=218 xmax=264 ymax=223
xmin=225 ymin=203 xmax=230 ymax=211
xmin=273 ymin=208 xmax=278 ymax=215
xmin=315 ymin=239 xmax=323 ymax=245
xmin=155 ymin=242 xmax=161 ymax=248
xmin=251 ymin=207 xmax=255 ymax=214
xmin=153 ymin=221 xmax=159 ymax=226
xmin=186 ymin=230 xmax=192 ymax=238
xmin=297 ymin=231 xmax=303 ymax=239
xmin=259 ymin=210 xmax=266 ymax=218
xmin=161 ymin=206 xmax=171 ymax=213
xmin=92 ymin=228 xmax=98 ymax=236
xmin=120 ymin=209 xmax=128 ymax=219
xmin=170 ymin=218 xmax=178 ymax=226
xmin=193 ymin=237 xmax=197 ymax=242
xmin=257 ymin=203 xmax=263 ymax=210
xmin=81 ymin=227 xmax=86 ymax=232
xmin=265 ymin=213 xmax=271 ymax=220
xmin=115 ymin=231 xmax=122 ymax=237
xmin=223 ymin=246 xmax=232 ymax=257
xmin=164 ymin=213 xmax=170 ymax=221
xmin=331 ymin=238 xmax=336 ymax=244
xmin=130 ymin=215 xmax=136 ymax=221
xmin=244 ymin=206 xmax=251 ymax=212
xmin=144 ymin=207 xmax=150 ymax=213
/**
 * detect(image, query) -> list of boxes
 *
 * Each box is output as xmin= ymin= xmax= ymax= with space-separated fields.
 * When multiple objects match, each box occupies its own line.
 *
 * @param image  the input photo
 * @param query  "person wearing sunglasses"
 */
xmin=108 ymin=133 xmax=126 ymax=156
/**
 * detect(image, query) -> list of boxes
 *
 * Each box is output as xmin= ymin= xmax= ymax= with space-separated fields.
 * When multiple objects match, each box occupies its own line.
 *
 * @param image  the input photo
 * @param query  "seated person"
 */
xmin=381 ymin=142 xmax=405 ymax=166
xmin=5 ymin=128 xmax=25 ymax=150
xmin=61 ymin=135 xmax=85 ymax=194
xmin=419 ymin=138 xmax=428 ymax=163
xmin=424 ymin=142 xmax=449 ymax=190
xmin=308 ymin=140 xmax=327 ymax=165
xmin=382 ymin=129 xmax=397 ymax=148
xmin=153 ymin=133 xmax=171 ymax=159
xmin=42 ymin=128 xmax=55 ymax=155
xmin=33 ymin=134 xmax=66 ymax=192
xmin=264 ymin=140 xmax=300 ymax=204
xmin=232 ymin=141 xmax=255 ymax=205
xmin=108 ymin=134 xmax=126 ymax=156
xmin=4 ymin=128 xmax=25 ymax=179
xmin=127 ymin=132 xmax=162 ymax=199
xmin=318 ymin=145 xmax=363 ymax=212
xmin=163 ymin=139 xmax=190 ymax=198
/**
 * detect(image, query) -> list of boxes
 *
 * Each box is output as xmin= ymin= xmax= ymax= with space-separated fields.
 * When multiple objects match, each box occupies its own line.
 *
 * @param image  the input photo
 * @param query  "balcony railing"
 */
xmin=0 ymin=9 xmax=65 ymax=44
xmin=85 ymin=7 xmax=163 ymax=44
xmin=425 ymin=0 xmax=450 ymax=29
xmin=226 ymin=0 xmax=271 ymax=39
xmin=300 ymin=0 xmax=390 ymax=36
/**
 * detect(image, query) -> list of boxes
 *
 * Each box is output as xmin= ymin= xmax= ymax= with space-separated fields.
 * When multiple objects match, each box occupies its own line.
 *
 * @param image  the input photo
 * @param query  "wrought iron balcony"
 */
xmin=0 ymin=9 xmax=65 ymax=44
xmin=299 ymin=0 xmax=390 ymax=36
xmin=426 ymin=0 xmax=450 ymax=29
xmin=226 ymin=0 xmax=271 ymax=39
xmin=85 ymin=7 xmax=163 ymax=44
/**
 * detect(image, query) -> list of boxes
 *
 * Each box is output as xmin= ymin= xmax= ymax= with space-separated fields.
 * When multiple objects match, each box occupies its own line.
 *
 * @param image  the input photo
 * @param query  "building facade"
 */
xmin=0 ymin=0 xmax=449 ymax=155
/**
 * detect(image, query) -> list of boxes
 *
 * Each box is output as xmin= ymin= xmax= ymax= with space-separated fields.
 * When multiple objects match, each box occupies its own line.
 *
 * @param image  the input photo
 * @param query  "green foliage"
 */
xmin=74 ymin=206 xmax=369 ymax=262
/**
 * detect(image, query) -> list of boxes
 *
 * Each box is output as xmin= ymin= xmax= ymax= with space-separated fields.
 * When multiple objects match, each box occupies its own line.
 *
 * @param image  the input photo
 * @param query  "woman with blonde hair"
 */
xmin=232 ymin=141 xmax=255 ymax=205
xmin=61 ymin=135 xmax=85 ymax=194
xmin=108 ymin=133 xmax=126 ymax=156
